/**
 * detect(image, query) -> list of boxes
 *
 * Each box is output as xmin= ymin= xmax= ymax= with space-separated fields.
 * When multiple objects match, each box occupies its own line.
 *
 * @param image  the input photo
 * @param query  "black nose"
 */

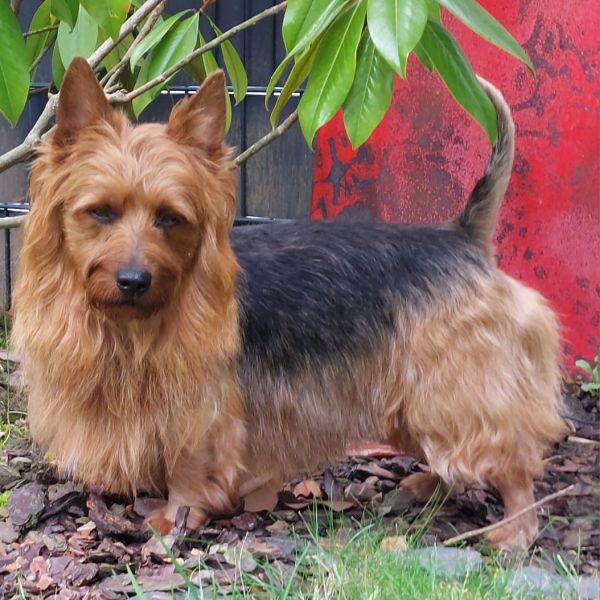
xmin=115 ymin=269 xmax=152 ymax=296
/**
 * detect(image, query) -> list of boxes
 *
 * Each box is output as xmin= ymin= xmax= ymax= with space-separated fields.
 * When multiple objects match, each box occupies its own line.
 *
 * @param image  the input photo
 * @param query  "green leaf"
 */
xmin=57 ymin=4 xmax=98 ymax=69
xmin=266 ymin=55 xmax=291 ymax=109
xmin=205 ymin=16 xmax=248 ymax=104
xmin=437 ymin=0 xmax=534 ymax=73
xmin=367 ymin=0 xmax=428 ymax=77
xmin=51 ymin=39 xmax=66 ymax=87
xmin=130 ymin=11 xmax=191 ymax=70
xmin=81 ymin=0 xmax=131 ymax=40
xmin=298 ymin=0 xmax=367 ymax=146
xmin=271 ymin=43 xmax=318 ymax=127
xmin=412 ymin=41 xmax=434 ymax=70
xmin=343 ymin=32 xmax=394 ymax=148
xmin=283 ymin=0 xmax=348 ymax=56
xmin=132 ymin=13 xmax=199 ymax=117
xmin=50 ymin=0 xmax=79 ymax=30
xmin=197 ymin=34 xmax=232 ymax=133
xmin=25 ymin=0 xmax=56 ymax=69
xmin=418 ymin=20 xmax=497 ymax=143
xmin=575 ymin=360 xmax=593 ymax=376
xmin=0 ymin=1 xmax=30 ymax=126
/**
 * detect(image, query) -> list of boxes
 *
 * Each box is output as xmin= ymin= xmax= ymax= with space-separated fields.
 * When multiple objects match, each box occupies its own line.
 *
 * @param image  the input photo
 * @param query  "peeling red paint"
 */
xmin=311 ymin=0 xmax=600 ymax=367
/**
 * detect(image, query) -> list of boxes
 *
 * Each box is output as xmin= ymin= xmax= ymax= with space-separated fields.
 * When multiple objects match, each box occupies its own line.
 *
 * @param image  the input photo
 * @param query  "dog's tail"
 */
xmin=456 ymin=77 xmax=515 ymax=260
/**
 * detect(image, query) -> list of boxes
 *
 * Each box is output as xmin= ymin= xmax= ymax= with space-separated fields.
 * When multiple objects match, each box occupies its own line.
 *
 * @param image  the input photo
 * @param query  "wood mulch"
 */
xmin=0 ymin=379 xmax=597 ymax=598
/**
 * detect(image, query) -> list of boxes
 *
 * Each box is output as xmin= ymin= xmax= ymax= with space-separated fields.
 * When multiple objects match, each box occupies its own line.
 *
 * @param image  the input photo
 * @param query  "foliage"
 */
xmin=0 ymin=490 xmax=10 ymax=508
xmin=0 ymin=0 xmax=533 ymax=152
xmin=576 ymin=348 xmax=600 ymax=397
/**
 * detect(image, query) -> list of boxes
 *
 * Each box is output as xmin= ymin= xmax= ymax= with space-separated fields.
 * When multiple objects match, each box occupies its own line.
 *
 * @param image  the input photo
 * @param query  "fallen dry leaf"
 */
xmin=380 ymin=535 xmax=408 ymax=552
xmin=293 ymin=479 xmax=322 ymax=499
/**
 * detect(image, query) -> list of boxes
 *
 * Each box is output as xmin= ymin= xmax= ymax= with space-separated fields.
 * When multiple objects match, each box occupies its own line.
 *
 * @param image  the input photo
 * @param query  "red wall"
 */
xmin=311 ymin=0 xmax=599 ymax=368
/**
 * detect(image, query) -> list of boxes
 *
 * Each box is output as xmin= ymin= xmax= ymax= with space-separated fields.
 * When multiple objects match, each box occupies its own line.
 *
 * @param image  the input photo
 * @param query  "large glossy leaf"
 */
xmin=25 ymin=0 xmax=56 ymax=69
xmin=51 ymin=39 xmax=66 ymax=87
xmin=50 ymin=0 xmax=79 ymax=30
xmin=367 ymin=0 xmax=428 ymax=77
xmin=81 ymin=0 xmax=131 ymax=40
xmin=283 ymin=0 xmax=348 ymax=56
xmin=270 ymin=42 xmax=318 ymax=127
xmin=419 ymin=20 xmax=496 ymax=143
xmin=132 ymin=13 xmax=199 ymax=117
xmin=57 ymin=5 xmax=98 ymax=69
xmin=343 ymin=32 xmax=394 ymax=148
xmin=129 ymin=11 xmax=190 ymax=70
xmin=205 ymin=16 xmax=248 ymax=104
xmin=437 ymin=0 xmax=534 ymax=73
xmin=265 ymin=54 xmax=293 ymax=109
xmin=298 ymin=0 xmax=367 ymax=146
xmin=0 ymin=1 xmax=29 ymax=125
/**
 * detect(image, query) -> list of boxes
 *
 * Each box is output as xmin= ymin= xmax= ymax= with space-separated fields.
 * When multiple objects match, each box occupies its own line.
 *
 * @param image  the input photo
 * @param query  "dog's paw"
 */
xmin=486 ymin=516 xmax=537 ymax=552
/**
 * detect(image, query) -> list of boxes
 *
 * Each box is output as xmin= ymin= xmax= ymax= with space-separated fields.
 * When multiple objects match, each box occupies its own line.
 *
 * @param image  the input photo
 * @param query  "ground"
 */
xmin=0 ymin=350 xmax=598 ymax=598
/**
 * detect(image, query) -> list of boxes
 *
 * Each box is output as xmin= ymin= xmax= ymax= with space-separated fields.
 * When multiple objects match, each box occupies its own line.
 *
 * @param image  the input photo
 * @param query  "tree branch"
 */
xmin=23 ymin=25 xmax=59 ymax=38
xmin=0 ymin=0 xmax=164 ymax=175
xmin=442 ymin=484 xmax=575 ymax=546
xmin=101 ymin=0 xmax=166 ymax=89
xmin=0 ymin=216 xmax=27 ymax=229
xmin=234 ymin=109 xmax=299 ymax=166
xmin=112 ymin=1 xmax=287 ymax=104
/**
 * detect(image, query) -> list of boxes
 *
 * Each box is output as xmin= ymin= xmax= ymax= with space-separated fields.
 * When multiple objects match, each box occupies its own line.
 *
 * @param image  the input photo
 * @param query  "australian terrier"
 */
xmin=12 ymin=57 xmax=567 ymax=550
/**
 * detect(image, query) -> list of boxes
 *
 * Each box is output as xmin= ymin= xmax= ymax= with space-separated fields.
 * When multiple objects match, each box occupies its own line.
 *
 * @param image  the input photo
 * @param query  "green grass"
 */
xmin=0 ymin=490 xmax=10 ymax=508
xmin=124 ymin=510 xmax=576 ymax=600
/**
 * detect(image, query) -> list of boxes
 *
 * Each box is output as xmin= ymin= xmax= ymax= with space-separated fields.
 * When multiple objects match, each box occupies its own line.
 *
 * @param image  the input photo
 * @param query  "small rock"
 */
xmin=0 ymin=519 xmax=19 ymax=543
xmin=47 ymin=481 xmax=81 ymax=502
xmin=8 ymin=482 xmax=45 ymax=527
xmin=576 ymin=576 xmax=600 ymax=600
xmin=0 ymin=464 xmax=21 ymax=489
xmin=507 ymin=566 xmax=566 ymax=599
xmin=42 ymin=533 xmax=68 ymax=553
xmin=9 ymin=457 xmax=32 ymax=472
xmin=411 ymin=546 xmax=483 ymax=580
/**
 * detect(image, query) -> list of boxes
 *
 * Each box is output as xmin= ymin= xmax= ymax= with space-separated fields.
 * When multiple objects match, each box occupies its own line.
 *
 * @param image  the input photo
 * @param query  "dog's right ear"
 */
xmin=54 ymin=57 xmax=112 ymax=146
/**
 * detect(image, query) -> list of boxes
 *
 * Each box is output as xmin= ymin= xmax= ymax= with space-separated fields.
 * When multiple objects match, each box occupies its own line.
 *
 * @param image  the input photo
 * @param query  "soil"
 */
xmin=0 ymin=376 xmax=597 ymax=598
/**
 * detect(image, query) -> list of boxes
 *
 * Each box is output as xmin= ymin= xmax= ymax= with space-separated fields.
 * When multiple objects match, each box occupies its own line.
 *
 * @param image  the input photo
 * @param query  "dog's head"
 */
xmin=25 ymin=57 xmax=236 ymax=321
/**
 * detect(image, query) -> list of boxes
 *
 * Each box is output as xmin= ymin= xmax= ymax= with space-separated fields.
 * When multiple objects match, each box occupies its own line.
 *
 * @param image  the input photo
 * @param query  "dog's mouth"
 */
xmin=90 ymin=297 xmax=163 ymax=320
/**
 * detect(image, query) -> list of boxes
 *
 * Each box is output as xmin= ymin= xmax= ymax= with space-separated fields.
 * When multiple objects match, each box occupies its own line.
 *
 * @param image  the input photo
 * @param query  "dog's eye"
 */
xmin=88 ymin=205 xmax=117 ymax=224
xmin=155 ymin=210 xmax=184 ymax=229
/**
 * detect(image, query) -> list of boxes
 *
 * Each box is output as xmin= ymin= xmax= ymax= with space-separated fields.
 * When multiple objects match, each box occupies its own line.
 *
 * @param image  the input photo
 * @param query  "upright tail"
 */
xmin=456 ymin=77 xmax=515 ymax=261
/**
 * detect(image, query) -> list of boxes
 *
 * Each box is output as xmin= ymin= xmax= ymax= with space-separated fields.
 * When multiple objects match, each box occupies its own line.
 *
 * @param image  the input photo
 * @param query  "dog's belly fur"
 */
xmin=231 ymin=220 xmax=562 ymax=483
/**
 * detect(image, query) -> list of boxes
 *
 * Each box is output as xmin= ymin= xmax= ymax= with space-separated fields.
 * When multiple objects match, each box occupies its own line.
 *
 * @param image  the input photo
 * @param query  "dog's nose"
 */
xmin=115 ymin=269 xmax=152 ymax=296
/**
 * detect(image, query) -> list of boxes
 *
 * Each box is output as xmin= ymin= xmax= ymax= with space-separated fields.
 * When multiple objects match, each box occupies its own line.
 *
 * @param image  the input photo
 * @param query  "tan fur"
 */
xmin=12 ymin=59 xmax=567 ymax=549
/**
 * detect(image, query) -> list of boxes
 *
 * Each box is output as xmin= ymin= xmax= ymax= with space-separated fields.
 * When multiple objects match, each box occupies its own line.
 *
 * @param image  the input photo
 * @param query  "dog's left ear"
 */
xmin=166 ymin=70 xmax=227 ymax=156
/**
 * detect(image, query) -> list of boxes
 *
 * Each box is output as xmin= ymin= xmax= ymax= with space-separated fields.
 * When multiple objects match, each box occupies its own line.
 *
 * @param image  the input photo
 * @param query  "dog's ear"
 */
xmin=54 ymin=57 xmax=112 ymax=146
xmin=166 ymin=70 xmax=227 ymax=156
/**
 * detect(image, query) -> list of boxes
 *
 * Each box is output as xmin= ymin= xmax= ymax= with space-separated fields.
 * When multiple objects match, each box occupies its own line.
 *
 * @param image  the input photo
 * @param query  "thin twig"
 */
xmin=10 ymin=0 xmax=22 ymax=15
xmin=23 ymin=24 xmax=59 ymax=38
xmin=0 ymin=0 xmax=163 ymax=175
xmin=113 ymin=1 xmax=287 ymax=104
xmin=442 ymin=484 xmax=575 ymax=546
xmin=101 ymin=0 xmax=166 ymax=89
xmin=234 ymin=109 xmax=298 ymax=166
xmin=0 ymin=215 xmax=27 ymax=229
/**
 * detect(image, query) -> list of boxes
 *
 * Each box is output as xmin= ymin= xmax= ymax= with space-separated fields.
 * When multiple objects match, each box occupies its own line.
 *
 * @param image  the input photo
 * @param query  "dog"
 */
xmin=12 ymin=57 xmax=567 ymax=551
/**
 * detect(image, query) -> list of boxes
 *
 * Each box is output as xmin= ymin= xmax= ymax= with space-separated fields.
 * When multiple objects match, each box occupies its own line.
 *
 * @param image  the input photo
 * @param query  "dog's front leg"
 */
xmin=148 ymin=416 xmax=246 ymax=535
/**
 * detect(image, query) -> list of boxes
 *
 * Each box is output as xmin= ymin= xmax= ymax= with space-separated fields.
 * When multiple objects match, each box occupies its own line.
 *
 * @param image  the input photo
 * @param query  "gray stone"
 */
xmin=0 ymin=464 xmax=21 ymax=489
xmin=576 ymin=576 xmax=600 ymax=600
xmin=411 ymin=546 xmax=483 ymax=580
xmin=9 ymin=456 xmax=32 ymax=472
xmin=507 ymin=566 xmax=567 ymax=599
xmin=7 ymin=481 xmax=46 ymax=527
xmin=0 ymin=519 xmax=19 ymax=543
